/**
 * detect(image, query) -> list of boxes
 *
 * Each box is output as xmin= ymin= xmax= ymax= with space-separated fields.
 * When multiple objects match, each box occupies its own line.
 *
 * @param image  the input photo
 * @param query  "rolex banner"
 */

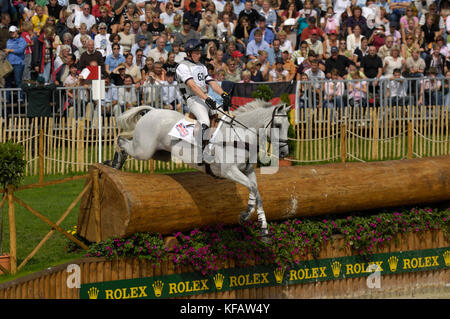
xmin=80 ymin=247 xmax=450 ymax=299
xmin=228 ymin=82 xmax=297 ymax=109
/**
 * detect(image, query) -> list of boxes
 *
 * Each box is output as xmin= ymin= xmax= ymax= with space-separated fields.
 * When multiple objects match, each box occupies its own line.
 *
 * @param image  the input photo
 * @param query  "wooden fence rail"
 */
xmin=0 ymin=105 xmax=449 ymax=176
xmin=0 ymin=230 xmax=448 ymax=299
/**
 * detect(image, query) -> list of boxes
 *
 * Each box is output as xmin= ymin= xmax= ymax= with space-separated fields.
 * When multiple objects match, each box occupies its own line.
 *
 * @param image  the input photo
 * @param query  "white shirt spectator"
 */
xmin=233 ymin=0 xmax=245 ymax=16
xmin=388 ymin=77 xmax=407 ymax=97
xmin=217 ymin=21 xmax=235 ymax=39
xmin=161 ymin=80 xmax=182 ymax=105
xmin=304 ymin=68 xmax=325 ymax=89
xmin=148 ymin=47 xmax=169 ymax=63
xmin=213 ymin=0 xmax=226 ymax=13
xmin=74 ymin=11 xmax=96 ymax=30
xmin=160 ymin=11 xmax=176 ymax=25
xmin=94 ymin=33 xmax=111 ymax=57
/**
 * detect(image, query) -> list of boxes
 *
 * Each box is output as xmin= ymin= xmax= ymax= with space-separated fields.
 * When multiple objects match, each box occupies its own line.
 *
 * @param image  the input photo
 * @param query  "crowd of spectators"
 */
xmin=0 ymin=0 xmax=449 ymax=114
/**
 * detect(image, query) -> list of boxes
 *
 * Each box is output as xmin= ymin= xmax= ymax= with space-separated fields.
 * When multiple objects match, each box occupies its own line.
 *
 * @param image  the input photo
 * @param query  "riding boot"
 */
xmin=201 ymin=124 xmax=214 ymax=164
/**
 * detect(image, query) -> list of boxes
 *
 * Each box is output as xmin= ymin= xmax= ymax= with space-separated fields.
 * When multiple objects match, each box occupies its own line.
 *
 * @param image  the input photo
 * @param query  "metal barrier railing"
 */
xmin=1 ymin=77 xmax=449 ymax=123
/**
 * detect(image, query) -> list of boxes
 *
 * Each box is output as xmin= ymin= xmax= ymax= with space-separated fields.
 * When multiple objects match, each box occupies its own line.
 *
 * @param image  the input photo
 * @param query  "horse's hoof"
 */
xmin=259 ymin=228 xmax=271 ymax=244
xmin=239 ymin=211 xmax=251 ymax=225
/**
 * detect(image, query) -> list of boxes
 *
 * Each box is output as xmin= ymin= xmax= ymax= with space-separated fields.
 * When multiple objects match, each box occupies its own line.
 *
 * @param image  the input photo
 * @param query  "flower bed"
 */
xmin=85 ymin=207 xmax=450 ymax=276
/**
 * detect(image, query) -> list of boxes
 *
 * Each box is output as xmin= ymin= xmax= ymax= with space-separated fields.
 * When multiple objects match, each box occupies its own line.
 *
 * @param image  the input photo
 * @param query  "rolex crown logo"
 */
xmin=152 ymin=280 xmax=164 ymax=298
xmin=213 ymin=273 xmax=224 ymax=290
xmin=388 ymin=256 xmax=399 ymax=272
xmin=88 ymin=287 xmax=99 ymax=299
xmin=443 ymin=251 xmax=450 ymax=267
xmin=273 ymin=268 xmax=285 ymax=284
xmin=331 ymin=261 xmax=341 ymax=278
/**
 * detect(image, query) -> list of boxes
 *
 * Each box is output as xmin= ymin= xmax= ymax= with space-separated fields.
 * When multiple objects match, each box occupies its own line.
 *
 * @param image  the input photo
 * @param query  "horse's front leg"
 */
xmin=246 ymin=168 xmax=269 ymax=241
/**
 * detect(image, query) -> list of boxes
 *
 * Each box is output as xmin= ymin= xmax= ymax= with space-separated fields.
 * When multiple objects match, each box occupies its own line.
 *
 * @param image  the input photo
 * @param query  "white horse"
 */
xmin=106 ymin=99 xmax=291 ymax=240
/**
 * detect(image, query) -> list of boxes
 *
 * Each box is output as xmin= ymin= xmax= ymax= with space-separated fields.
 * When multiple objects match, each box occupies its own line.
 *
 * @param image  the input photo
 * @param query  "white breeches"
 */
xmin=186 ymin=96 xmax=215 ymax=127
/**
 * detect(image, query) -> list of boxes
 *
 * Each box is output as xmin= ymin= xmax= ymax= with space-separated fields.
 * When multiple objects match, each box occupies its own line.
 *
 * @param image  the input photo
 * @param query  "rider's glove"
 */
xmin=205 ymin=97 xmax=217 ymax=110
xmin=221 ymin=92 xmax=231 ymax=109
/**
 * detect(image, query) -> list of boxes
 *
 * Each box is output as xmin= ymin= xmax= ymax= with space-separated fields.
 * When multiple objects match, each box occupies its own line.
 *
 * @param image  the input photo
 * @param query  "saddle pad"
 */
xmin=168 ymin=119 xmax=198 ymax=145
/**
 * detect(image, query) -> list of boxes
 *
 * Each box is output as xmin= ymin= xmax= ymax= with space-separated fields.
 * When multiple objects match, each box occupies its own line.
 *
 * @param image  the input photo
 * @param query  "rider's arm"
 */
xmin=185 ymin=78 xmax=209 ymax=101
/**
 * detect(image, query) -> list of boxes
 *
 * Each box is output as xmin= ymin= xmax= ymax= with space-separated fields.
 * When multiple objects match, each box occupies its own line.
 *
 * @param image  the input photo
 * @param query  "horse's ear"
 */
xmin=277 ymin=104 xmax=291 ymax=114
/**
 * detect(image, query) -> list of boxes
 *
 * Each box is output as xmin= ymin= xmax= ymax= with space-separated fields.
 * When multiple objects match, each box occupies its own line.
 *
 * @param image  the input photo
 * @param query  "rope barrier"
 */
xmin=413 ymin=129 xmax=449 ymax=143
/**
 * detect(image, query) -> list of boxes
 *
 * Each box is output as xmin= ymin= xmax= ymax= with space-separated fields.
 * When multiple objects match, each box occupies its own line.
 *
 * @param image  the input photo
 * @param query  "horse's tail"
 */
xmin=116 ymin=105 xmax=154 ymax=134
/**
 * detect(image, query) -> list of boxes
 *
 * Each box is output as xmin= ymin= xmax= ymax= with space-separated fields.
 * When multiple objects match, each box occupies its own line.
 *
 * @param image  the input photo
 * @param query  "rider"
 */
xmin=175 ymin=38 xmax=231 ymax=163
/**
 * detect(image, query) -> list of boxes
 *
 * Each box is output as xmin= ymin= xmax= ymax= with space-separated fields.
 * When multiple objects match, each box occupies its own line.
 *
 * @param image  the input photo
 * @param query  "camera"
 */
xmin=421 ymin=0 xmax=426 ymax=6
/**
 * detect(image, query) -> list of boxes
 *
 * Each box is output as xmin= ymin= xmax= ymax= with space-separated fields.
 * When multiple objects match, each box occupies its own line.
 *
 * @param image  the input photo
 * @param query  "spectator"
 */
xmin=94 ymin=22 xmax=111 ymax=57
xmin=217 ymin=12 xmax=235 ymax=44
xmin=233 ymin=16 xmax=251 ymax=50
xmin=325 ymin=46 xmax=352 ymax=78
xmin=424 ymin=44 xmax=447 ymax=76
xmin=353 ymin=36 xmax=369 ymax=66
xmin=297 ymin=72 xmax=320 ymax=108
xmin=141 ymin=57 xmax=154 ymax=82
xmin=124 ymin=52 xmax=141 ymax=84
xmin=249 ymin=16 xmax=274 ymax=45
xmin=167 ymin=13 xmax=183 ymax=34
xmin=387 ymin=68 xmax=410 ymax=106
xmin=361 ymin=45 xmax=383 ymax=84
xmin=0 ymin=13 xmax=10 ymax=50
xmin=400 ymin=5 xmax=419 ymax=40
xmin=74 ymin=3 xmax=95 ymax=31
xmin=163 ymin=52 xmax=178 ymax=74
xmin=404 ymin=48 xmax=426 ymax=78
xmin=246 ymin=29 xmax=270 ymax=60
xmin=323 ymin=68 xmax=345 ymax=109
xmin=300 ymin=16 xmax=325 ymax=42
xmin=118 ymin=21 xmax=135 ymax=54
xmin=291 ymin=40 xmax=309 ymax=65
xmin=269 ymin=57 xmax=289 ymax=82
xmin=418 ymin=67 xmax=442 ymax=106
xmin=382 ymin=45 xmax=404 ymax=78
xmin=79 ymin=39 xmax=104 ymax=70
xmin=219 ymin=1 xmax=238 ymax=25
xmin=401 ymin=34 xmax=421 ymax=60
xmin=224 ymin=57 xmax=241 ymax=82
xmin=135 ymin=21 xmax=153 ymax=44
xmin=385 ymin=22 xmax=402 ymax=46
xmin=117 ymin=74 xmax=138 ymax=111
xmin=160 ymin=2 xmax=176 ymax=25
xmin=369 ymin=24 xmax=386 ymax=50
xmin=259 ymin=0 xmax=277 ymax=30
xmin=347 ymin=25 xmax=363 ymax=53
xmin=184 ymin=1 xmax=202 ymax=30
xmin=73 ymin=23 xmax=89 ymax=50
xmin=5 ymin=25 xmax=27 ymax=100
xmin=119 ymin=2 xmax=140 ymax=27
xmin=32 ymin=25 xmax=57 ymax=83
xmin=304 ymin=58 xmax=325 ymax=91
xmin=421 ymin=13 xmax=441 ymax=56
xmin=174 ymin=18 xmax=199 ymax=49
xmin=96 ymin=6 xmax=114 ymax=33
xmin=172 ymin=43 xmax=187 ymax=63
xmin=323 ymin=29 xmax=339 ymax=59
xmin=378 ymin=35 xmax=395 ymax=60
xmin=199 ymin=9 xmax=217 ymax=45
xmin=247 ymin=60 xmax=264 ymax=82
xmin=105 ymin=43 xmax=125 ymax=75
xmin=321 ymin=6 xmax=340 ymax=34
xmin=21 ymin=20 xmax=34 ymax=81
xmin=281 ymin=50 xmax=297 ymax=81
xmin=388 ymin=0 xmax=411 ymax=24
xmin=31 ymin=5 xmax=48 ymax=34
xmin=161 ymin=71 xmax=182 ymax=111
xmin=148 ymin=12 xmax=166 ymax=42
xmin=348 ymin=70 xmax=368 ymax=107
xmin=305 ymin=29 xmax=323 ymax=59
xmin=92 ymin=0 xmax=111 ymax=18
xmin=131 ymin=34 xmax=150 ymax=58
xmin=347 ymin=6 xmax=367 ymax=35
xmin=47 ymin=0 xmax=63 ymax=20
xmin=267 ymin=38 xmax=282 ymax=66
xmin=278 ymin=30 xmax=293 ymax=54
xmin=238 ymin=0 xmax=261 ymax=29
xmin=148 ymin=36 xmax=168 ymax=64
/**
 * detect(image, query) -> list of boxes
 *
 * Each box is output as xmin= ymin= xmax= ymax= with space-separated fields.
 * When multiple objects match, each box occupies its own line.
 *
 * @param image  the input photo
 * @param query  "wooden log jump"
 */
xmin=77 ymin=156 xmax=450 ymax=242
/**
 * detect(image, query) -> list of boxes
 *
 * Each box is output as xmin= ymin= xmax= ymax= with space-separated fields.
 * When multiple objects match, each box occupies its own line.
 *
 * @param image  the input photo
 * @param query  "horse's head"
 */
xmin=270 ymin=104 xmax=291 ymax=159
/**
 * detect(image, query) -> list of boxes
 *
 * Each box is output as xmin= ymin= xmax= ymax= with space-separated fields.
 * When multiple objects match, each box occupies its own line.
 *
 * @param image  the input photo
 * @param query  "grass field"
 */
xmin=0 ymin=174 xmax=87 ymax=283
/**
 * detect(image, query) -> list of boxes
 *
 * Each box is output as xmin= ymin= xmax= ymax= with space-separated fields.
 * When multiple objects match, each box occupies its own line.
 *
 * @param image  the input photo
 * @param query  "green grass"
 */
xmin=0 ymin=174 xmax=87 ymax=283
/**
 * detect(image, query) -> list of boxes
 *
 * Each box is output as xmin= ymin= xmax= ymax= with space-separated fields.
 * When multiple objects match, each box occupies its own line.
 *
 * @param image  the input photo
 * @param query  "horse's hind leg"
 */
xmin=246 ymin=168 xmax=269 ymax=240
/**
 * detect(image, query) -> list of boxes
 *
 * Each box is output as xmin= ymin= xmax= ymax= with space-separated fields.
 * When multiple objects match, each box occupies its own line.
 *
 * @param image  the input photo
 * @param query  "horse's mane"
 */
xmin=231 ymin=99 xmax=274 ymax=116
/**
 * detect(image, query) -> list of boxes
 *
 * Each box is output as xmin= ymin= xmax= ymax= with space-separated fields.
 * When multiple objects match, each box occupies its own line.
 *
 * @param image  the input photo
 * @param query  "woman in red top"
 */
xmin=369 ymin=25 xmax=386 ymax=51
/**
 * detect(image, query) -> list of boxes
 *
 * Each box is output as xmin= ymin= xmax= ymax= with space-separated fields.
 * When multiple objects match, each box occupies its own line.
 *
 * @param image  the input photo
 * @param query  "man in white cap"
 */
xmin=5 ymin=25 xmax=28 ymax=101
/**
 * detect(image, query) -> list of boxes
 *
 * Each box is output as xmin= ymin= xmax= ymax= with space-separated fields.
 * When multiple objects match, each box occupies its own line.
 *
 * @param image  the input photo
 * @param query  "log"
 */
xmin=77 ymin=156 xmax=450 ymax=242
